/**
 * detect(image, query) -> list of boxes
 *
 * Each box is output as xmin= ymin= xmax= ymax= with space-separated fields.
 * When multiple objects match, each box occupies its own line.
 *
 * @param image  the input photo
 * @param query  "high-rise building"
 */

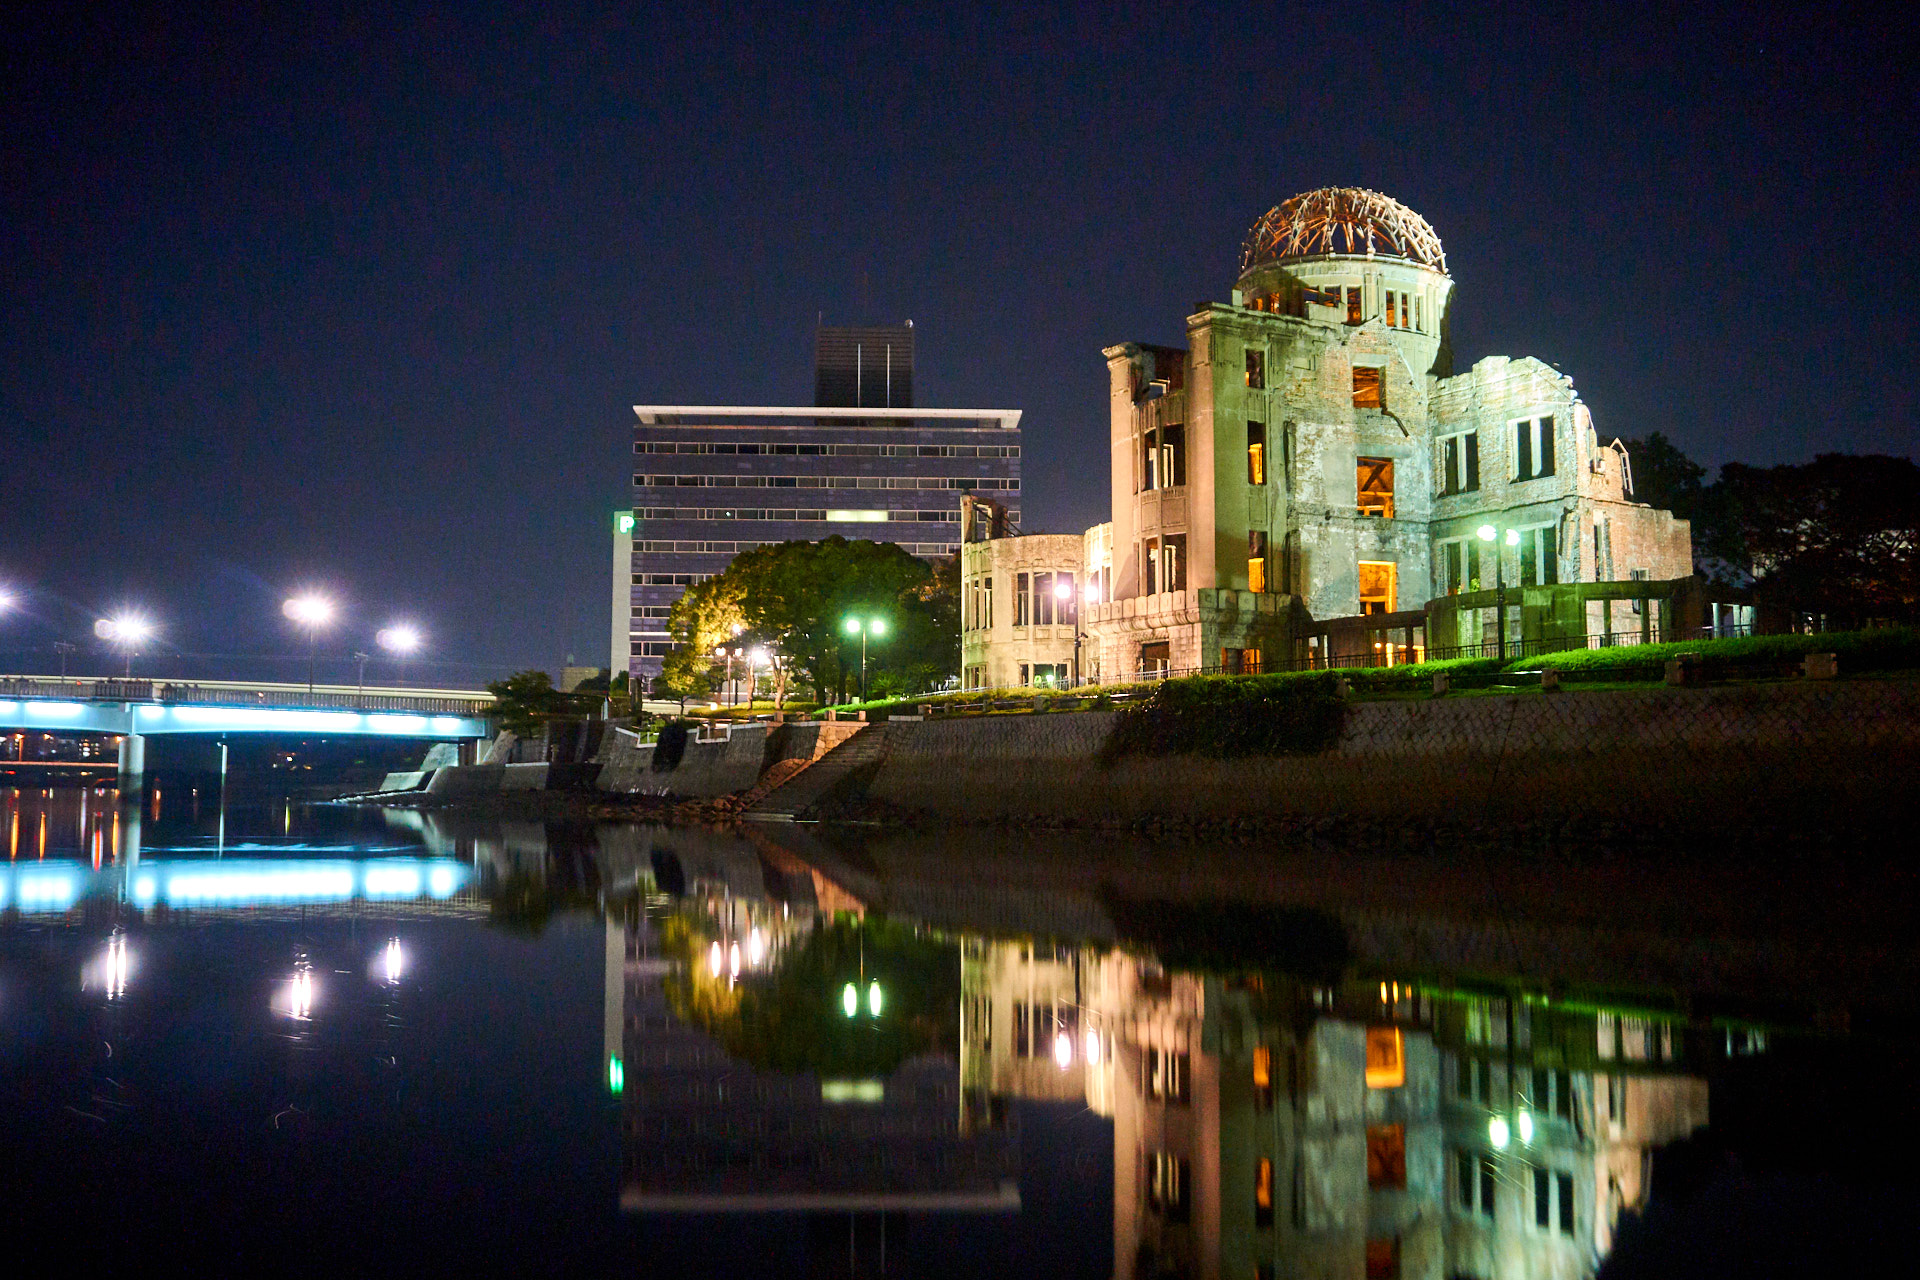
xmin=624 ymin=329 xmax=1021 ymax=688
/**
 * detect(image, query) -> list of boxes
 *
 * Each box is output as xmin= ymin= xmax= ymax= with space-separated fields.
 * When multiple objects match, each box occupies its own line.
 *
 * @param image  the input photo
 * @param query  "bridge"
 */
xmin=0 ymin=675 xmax=496 ymax=784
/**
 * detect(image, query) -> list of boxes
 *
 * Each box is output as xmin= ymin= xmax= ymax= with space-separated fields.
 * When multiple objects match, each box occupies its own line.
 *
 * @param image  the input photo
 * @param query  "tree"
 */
xmin=485 ymin=669 xmax=573 ymax=736
xmin=1617 ymin=431 xmax=1707 ymax=519
xmin=1704 ymin=454 xmax=1920 ymax=627
xmin=668 ymin=537 xmax=959 ymax=706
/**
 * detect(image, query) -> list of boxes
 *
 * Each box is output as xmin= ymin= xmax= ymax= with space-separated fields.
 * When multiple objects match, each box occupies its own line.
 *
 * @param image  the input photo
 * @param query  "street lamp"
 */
xmin=282 ymin=595 xmax=334 ymax=694
xmin=377 ymin=625 xmax=421 ymax=686
xmin=1475 ymin=524 xmax=1521 ymax=659
xmin=94 ymin=614 xmax=156 ymax=679
xmin=841 ymin=616 xmax=888 ymax=702
xmin=1055 ymin=577 xmax=1099 ymax=686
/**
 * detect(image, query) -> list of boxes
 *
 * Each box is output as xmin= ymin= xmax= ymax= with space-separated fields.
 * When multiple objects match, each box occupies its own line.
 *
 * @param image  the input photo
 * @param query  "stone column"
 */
xmin=116 ymin=732 xmax=145 ymax=791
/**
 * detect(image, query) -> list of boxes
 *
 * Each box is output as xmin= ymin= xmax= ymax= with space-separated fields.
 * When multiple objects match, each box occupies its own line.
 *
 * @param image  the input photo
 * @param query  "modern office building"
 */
xmin=625 ymin=328 xmax=1022 ymax=687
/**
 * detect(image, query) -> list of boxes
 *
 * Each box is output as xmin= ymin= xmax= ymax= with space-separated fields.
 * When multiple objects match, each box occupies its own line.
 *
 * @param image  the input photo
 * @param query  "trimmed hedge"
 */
xmin=1524 ymin=626 xmax=1920 ymax=681
xmin=1099 ymin=672 xmax=1345 ymax=763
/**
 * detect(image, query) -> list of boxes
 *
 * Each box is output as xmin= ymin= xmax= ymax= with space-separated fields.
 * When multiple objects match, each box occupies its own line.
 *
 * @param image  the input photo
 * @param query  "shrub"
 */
xmin=1520 ymin=626 xmax=1920 ymax=681
xmin=1100 ymin=672 xmax=1345 ymax=763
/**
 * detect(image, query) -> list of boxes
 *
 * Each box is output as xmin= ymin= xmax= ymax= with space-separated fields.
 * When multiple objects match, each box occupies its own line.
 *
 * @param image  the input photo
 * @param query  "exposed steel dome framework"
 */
xmin=1239 ymin=187 xmax=1448 ymax=276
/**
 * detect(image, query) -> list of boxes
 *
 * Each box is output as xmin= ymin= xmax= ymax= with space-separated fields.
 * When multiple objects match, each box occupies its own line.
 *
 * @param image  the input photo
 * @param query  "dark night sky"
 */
xmin=3 ymin=1 xmax=1915 ymax=680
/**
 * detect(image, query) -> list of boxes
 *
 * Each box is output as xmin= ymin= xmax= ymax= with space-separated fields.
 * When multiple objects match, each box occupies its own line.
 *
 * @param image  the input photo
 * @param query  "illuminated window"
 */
xmin=1357 ymin=457 xmax=1395 ymax=518
xmin=1246 ymin=349 xmax=1265 ymax=389
xmin=1414 ymin=296 xmax=1423 ymax=331
xmin=1142 ymin=537 xmax=1158 ymax=595
xmin=1353 ymin=365 xmax=1384 ymax=409
xmin=1139 ymin=641 xmax=1171 ymax=679
xmin=1367 ymin=1124 xmax=1407 ymax=1188
xmin=1365 ymin=1026 xmax=1405 ymax=1088
xmin=1347 ymin=286 xmax=1362 ymax=324
xmin=1248 ymin=421 xmax=1267 ymax=485
xmin=1248 ymin=531 xmax=1269 ymax=593
xmin=1385 ymin=292 xmax=1397 ymax=327
xmin=1035 ymin=571 xmax=1055 ymax=625
xmin=1256 ymin=1156 xmax=1274 ymax=1227
xmin=1358 ymin=562 xmax=1398 ymax=616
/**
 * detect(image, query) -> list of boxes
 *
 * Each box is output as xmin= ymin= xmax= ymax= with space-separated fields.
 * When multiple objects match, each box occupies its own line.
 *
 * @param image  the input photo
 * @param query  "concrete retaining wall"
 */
xmin=862 ymin=679 xmax=1920 ymax=832
xmin=595 ymin=720 xmax=865 ymax=797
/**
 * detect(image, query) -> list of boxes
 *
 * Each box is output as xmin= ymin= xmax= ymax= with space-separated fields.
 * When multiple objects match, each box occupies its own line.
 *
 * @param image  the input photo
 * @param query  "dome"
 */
xmin=1239 ymin=187 xmax=1447 ymax=276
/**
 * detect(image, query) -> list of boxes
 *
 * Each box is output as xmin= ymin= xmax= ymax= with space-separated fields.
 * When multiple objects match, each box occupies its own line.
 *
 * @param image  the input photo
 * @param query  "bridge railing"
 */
xmin=0 ymin=675 xmax=494 ymax=717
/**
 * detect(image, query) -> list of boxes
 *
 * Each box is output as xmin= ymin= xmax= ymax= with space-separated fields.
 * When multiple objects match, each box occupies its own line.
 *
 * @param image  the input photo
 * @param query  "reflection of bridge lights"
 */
xmin=383 ymin=937 xmax=404 ymax=985
xmin=746 ymin=927 xmax=766 ymax=966
xmin=729 ymin=942 xmax=741 ymax=979
xmin=707 ymin=941 xmax=724 ymax=978
xmin=1054 ymin=1031 xmax=1073 ymax=1071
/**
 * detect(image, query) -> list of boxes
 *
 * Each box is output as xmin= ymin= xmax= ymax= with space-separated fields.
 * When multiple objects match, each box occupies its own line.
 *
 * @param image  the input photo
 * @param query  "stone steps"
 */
xmin=743 ymin=723 xmax=892 ymax=818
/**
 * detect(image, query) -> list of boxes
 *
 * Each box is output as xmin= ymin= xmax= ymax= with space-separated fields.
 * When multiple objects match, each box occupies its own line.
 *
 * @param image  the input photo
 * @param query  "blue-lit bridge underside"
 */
xmin=1 ymin=857 xmax=472 ymax=915
xmin=0 ymin=701 xmax=490 ymax=739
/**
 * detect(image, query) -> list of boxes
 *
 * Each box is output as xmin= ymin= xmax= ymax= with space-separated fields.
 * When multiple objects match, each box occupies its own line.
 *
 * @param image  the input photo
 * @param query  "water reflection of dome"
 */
xmin=1239 ymin=187 xmax=1447 ymax=276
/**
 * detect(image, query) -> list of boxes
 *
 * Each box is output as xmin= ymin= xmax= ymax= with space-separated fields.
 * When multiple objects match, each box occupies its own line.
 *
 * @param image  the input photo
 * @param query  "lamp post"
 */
xmin=841 ymin=616 xmax=887 ymax=703
xmin=94 ymin=615 xmax=155 ymax=679
xmin=282 ymin=595 xmax=334 ymax=694
xmin=1475 ymin=524 xmax=1520 ymax=659
xmin=1055 ymin=577 xmax=1099 ymax=687
xmin=377 ymin=625 xmax=421 ymax=687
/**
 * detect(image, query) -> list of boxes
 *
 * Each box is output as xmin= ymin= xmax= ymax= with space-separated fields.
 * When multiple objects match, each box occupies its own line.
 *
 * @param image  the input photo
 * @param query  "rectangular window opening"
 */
xmin=1245 ymin=349 xmax=1265 ymax=389
xmin=1248 ymin=530 xmax=1270 ymax=594
xmin=1358 ymin=561 xmax=1398 ymax=616
xmin=1353 ymin=365 xmax=1384 ymax=410
xmin=1248 ymin=421 xmax=1267 ymax=485
xmin=1365 ymin=1026 xmax=1405 ymax=1088
xmin=1357 ymin=457 xmax=1395 ymax=518
xmin=1367 ymin=1124 xmax=1407 ymax=1189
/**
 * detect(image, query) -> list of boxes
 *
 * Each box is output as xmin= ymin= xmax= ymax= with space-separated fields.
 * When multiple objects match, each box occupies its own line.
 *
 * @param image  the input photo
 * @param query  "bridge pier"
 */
xmin=117 ymin=732 xmax=145 ymax=790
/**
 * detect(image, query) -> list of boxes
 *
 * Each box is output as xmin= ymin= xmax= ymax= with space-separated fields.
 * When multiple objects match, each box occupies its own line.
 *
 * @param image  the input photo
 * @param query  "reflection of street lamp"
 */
xmin=282 ymin=594 xmax=334 ymax=693
xmin=94 ymin=614 xmax=156 ymax=678
xmin=841 ymin=616 xmax=888 ymax=702
xmin=1475 ymin=524 xmax=1520 ymax=658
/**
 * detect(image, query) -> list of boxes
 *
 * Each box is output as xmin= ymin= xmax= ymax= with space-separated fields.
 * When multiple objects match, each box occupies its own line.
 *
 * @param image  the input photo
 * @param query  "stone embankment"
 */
xmin=356 ymin=677 xmax=1920 ymax=839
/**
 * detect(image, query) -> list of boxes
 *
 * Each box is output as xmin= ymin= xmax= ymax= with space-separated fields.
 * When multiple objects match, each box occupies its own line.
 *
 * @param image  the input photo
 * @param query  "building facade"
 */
xmin=973 ymin=188 xmax=1693 ymax=684
xmin=624 ymin=404 xmax=1021 ymax=686
xmin=958 ymin=499 xmax=1113 ymax=689
xmin=961 ymin=939 xmax=1710 ymax=1280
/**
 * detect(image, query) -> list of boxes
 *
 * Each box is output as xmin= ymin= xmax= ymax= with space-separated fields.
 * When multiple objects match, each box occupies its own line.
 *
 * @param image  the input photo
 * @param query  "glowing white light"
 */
xmin=746 ymin=928 xmax=766 ymax=966
xmin=383 ymin=938 xmax=404 ymax=985
xmin=1085 ymin=583 xmax=1101 ymax=605
xmin=24 ymin=702 xmax=87 ymax=716
xmin=842 ymin=982 xmax=859 ymax=1018
xmin=1054 ymin=1031 xmax=1073 ymax=1070
xmin=377 ymin=625 xmax=422 ymax=654
xmin=1488 ymin=1116 xmax=1511 ymax=1150
xmin=1517 ymin=1109 xmax=1534 ymax=1145
xmin=428 ymin=865 xmax=457 ymax=897
xmin=748 ymin=647 xmax=768 ymax=665
xmin=1084 ymin=1029 xmax=1102 ymax=1066
xmin=1476 ymin=524 xmax=1497 ymax=542
xmin=708 ymin=941 xmax=724 ymax=978
xmin=283 ymin=969 xmax=315 ymax=1020
xmin=95 ymin=614 xmax=155 ymax=644
xmin=729 ymin=941 xmax=741 ymax=979
xmin=282 ymin=595 xmax=334 ymax=626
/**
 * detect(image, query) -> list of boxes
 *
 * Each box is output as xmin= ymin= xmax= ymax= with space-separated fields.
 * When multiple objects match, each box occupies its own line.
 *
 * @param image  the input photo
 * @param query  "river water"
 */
xmin=1 ymin=784 xmax=1913 ymax=1277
